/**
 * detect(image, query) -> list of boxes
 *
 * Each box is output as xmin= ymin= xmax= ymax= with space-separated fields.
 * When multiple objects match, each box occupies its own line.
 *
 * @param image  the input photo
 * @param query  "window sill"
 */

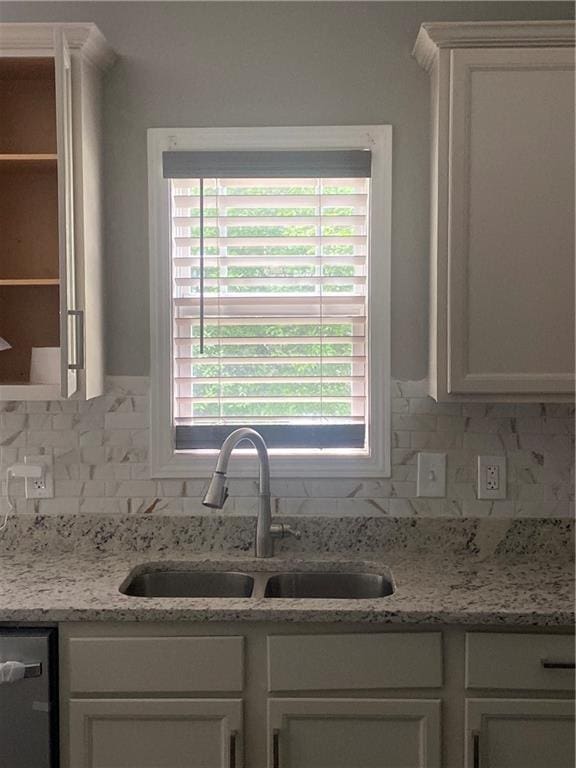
xmin=150 ymin=445 xmax=391 ymax=479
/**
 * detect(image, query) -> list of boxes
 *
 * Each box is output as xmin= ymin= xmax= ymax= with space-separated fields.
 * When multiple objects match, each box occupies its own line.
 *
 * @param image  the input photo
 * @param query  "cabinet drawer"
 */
xmin=268 ymin=633 xmax=442 ymax=691
xmin=466 ymin=633 xmax=574 ymax=691
xmin=68 ymin=636 xmax=244 ymax=693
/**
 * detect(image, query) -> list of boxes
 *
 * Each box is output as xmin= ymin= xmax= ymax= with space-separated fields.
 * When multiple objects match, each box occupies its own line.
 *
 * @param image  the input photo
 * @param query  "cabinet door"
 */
xmin=268 ymin=698 xmax=440 ymax=768
xmin=466 ymin=698 xmax=575 ymax=768
xmin=69 ymin=698 xmax=243 ymax=768
xmin=55 ymin=27 xmax=79 ymax=398
xmin=448 ymin=47 xmax=575 ymax=395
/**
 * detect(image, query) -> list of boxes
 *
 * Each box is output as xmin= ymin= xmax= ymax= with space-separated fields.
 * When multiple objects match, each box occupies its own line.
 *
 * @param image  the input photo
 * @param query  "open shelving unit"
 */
xmin=0 ymin=56 xmax=61 ymax=398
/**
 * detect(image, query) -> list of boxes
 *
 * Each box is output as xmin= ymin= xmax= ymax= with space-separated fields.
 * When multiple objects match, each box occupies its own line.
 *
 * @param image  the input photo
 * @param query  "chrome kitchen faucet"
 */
xmin=202 ymin=427 xmax=300 ymax=558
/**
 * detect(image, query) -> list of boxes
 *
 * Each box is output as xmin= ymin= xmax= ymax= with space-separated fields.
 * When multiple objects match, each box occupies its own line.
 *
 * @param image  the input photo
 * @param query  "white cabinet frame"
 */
xmin=54 ymin=27 xmax=78 ymax=398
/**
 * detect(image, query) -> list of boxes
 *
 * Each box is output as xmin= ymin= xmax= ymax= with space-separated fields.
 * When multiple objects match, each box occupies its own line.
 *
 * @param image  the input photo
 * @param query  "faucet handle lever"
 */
xmin=271 ymin=523 xmax=302 ymax=541
xmin=284 ymin=524 xmax=302 ymax=540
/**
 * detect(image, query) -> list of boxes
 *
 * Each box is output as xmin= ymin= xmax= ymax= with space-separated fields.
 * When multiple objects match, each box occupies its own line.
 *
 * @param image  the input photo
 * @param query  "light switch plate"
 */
xmin=477 ymin=455 xmax=507 ymax=499
xmin=24 ymin=454 xmax=54 ymax=500
xmin=417 ymin=452 xmax=446 ymax=497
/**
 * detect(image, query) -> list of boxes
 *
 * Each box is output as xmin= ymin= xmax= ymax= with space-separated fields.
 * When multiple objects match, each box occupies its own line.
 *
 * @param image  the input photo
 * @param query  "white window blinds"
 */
xmin=164 ymin=150 xmax=371 ymax=450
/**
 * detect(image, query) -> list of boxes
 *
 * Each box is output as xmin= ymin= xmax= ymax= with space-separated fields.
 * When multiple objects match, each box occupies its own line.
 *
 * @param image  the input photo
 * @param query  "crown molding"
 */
xmin=413 ymin=20 xmax=575 ymax=71
xmin=0 ymin=23 xmax=115 ymax=69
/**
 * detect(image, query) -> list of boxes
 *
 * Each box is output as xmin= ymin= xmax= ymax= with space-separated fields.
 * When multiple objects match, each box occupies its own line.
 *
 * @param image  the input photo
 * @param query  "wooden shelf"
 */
xmin=0 ymin=154 xmax=57 ymax=174
xmin=0 ymin=154 xmax=57 ymax=161
xmin=0 ymin=278 xmax=59 ymax=286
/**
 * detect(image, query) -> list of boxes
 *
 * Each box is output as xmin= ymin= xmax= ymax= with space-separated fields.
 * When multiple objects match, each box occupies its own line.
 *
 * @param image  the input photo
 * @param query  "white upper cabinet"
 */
xmin=413 ymin=22 xmax=575 ymax=401
xmin=0 ymin=23 xmax=114 ymax=400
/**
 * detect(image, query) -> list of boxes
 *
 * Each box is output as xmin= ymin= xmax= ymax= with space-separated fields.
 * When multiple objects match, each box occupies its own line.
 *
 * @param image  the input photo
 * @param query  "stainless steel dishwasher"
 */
xmin=0 ymin=628 xmax=58 ymax=768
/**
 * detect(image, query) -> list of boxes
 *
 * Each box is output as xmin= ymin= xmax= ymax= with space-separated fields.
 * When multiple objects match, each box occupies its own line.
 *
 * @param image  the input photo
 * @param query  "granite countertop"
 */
xmin=0 ymin=549 xmax=573 ymax=626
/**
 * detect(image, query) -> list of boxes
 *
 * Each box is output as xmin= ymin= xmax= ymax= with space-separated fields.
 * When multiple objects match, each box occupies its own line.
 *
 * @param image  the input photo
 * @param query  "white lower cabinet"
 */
xmin=268 ymin=698 xmax=441 ymax=768
xmin=68 ymin=698 xmax=243 ymax=768
xmin=465 ymin=699 xmax=575 ymax=768
xmin=465 ymin=633 xmax=575 ymax=768
xmin=62 ymin=626 xmax=574 ymax=768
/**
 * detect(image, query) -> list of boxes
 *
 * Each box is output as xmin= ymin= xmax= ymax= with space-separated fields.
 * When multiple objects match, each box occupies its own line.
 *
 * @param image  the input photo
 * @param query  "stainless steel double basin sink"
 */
xmin=120 ymin=567 xmax=395 ymax=600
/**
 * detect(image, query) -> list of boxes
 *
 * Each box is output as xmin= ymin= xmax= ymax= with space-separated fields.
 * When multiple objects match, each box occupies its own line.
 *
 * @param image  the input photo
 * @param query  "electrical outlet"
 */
xmin=24 ymin=454 xmax=54 ymax=500
xmin=486 ymin=464 xmax=499 ymax=491
xmin=477 ymin=455 xmax=506 ymax=500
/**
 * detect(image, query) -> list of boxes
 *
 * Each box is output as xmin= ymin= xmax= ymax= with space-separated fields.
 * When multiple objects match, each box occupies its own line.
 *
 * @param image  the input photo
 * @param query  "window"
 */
xmin=149 ymin=127 xmax=391 ymax=478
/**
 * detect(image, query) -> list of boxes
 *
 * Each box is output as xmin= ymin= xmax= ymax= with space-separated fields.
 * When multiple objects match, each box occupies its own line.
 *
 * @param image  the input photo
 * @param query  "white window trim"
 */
xmin=148 ymin=125 xmax=392 ymax=478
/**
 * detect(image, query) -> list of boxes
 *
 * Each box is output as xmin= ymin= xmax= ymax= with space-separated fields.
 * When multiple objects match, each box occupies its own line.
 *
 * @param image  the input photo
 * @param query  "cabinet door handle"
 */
xmin=473 ymin=731 xmax=480 ymax=768
xmin=541 ymin=658 xmax=575 ymax=669
xmin=273 ymin=729 xmax=280 ymax=768
xmin=67 ymin=309 xmax=84 ymax=370
xmin=229 ymin=730 xmax=237 ymax=768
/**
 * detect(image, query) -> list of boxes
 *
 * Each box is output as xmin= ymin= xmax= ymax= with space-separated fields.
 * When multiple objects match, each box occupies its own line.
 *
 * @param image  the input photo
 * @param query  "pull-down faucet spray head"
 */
xmin=202 ymin=428 xmax=269 ymax=511
xmin=202 ymin=471 xmax=229 ymax=509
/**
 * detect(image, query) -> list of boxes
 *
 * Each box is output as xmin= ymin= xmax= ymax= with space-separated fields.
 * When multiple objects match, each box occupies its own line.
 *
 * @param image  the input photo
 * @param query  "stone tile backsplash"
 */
xmin=1 ymin=377 xmax=574 ymax=518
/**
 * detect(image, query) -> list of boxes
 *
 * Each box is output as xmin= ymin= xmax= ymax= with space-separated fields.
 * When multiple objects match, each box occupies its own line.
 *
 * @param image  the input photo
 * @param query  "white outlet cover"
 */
xmin=24 ymin=454 xmax=54 ymax=500
xmin=477 ymin=455 xmax=507 ymax=500
xmin=417 ymin=452 xmax=446 ymax=498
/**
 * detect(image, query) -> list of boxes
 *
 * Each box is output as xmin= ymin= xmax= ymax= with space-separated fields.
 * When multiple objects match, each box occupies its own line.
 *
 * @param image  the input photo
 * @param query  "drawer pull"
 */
xmin=229 ymin=731 xmax=237 ymax=768
xmin=273 ymin=729 xmax=280 ymax=768
xmin=68 ymin=309 xmax=85 ymax=370
xmin=541 ymin=659 xmax=575 ymax=670
xmin=473 ymin=731 xmax=481 ymax=768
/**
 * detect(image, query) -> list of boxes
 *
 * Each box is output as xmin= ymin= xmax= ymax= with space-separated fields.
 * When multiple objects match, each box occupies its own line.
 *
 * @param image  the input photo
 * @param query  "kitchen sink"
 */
xmin=120 ymin=565 xmax=394 ymax=600
xmin=120 ymin=570 xmax=255 ymax=598
xmin=263 ymin=572 xmax=394 ymax=599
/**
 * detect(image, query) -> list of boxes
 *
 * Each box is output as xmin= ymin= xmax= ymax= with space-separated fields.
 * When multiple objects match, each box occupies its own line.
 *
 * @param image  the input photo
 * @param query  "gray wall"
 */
xmin=2 ymin=2 xmax=573 ymax=377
